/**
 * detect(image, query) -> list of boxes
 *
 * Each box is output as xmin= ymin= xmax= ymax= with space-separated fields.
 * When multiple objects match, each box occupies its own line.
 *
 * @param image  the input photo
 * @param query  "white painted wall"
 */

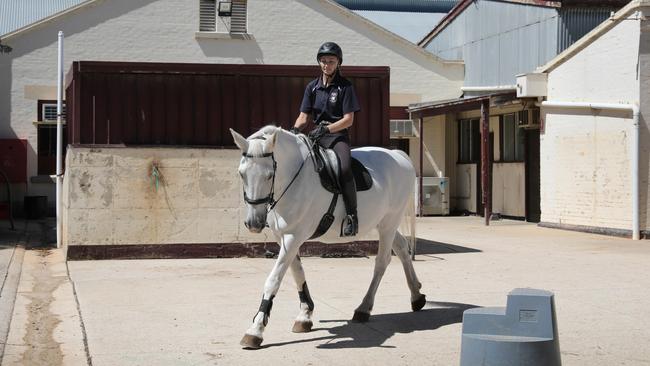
xmin=542 ymin=13 xmax=641 ymax=230
xmin=0 ymin=0 xmax=464 ymax=210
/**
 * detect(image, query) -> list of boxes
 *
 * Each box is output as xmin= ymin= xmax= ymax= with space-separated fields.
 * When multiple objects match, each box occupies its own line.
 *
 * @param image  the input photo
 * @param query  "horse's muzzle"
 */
xmin=244 ymin=219 xmax=265 ymax=233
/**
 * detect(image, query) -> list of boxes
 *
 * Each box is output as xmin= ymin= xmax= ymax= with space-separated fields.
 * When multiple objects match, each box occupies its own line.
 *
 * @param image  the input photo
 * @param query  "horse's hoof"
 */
xmin=240 ymin=334 xmax=263 ymax=349
xmin=352 ymin=311 xmax=370 ymax=323
xmin=411 ymin=294 xmax=426 ymax=312
xmin=292 ymin=320 xmax=313 ymax=333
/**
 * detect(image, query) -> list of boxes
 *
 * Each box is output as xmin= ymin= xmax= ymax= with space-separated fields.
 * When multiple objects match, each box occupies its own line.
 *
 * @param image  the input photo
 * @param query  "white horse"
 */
xmin=230 ymin=126 xmax=425 ymax=349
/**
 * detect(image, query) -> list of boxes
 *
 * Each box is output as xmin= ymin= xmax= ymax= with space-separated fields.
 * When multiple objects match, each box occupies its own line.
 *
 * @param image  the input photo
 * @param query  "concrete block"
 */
xmin=68 ymin=167 xmax=114 ymax=209
xmin=113 ymin=209 xmax=156 ymax=245
xmin=460 ymin=288 xmax=561 ymax=366
xmin=113 ymin=165 xmax=156 ymax=209
xmin=152 ymin=167 xmax=199 ymax=210
xmin=66 ymin=209 xmax=114 ymax=245
xmin=198 ymin=166 xmax=240 ymax=209
xmin=154 ymin=209 xmax=198 ymax=244
xmin=196 ymin=208 xmax=240 ymax=242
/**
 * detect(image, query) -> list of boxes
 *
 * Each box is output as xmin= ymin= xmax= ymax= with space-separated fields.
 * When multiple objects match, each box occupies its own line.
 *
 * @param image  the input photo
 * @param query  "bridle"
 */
xmin=241 ymin=135 xmax=310 ymax=212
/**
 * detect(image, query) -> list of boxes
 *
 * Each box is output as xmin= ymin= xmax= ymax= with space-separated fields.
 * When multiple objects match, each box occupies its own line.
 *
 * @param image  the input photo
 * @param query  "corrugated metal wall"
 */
xmin=557 ymin=7 xmax=617 ymax=53
xmin=424 ymin=0 xmax=558 ymax=88
xmin=65 ymin=62 xmax=390 ymax=148
xmin=0 ymin=0 xmax=86 ymax=36
xmin=422 ymin=1 xmax=623 ymax=91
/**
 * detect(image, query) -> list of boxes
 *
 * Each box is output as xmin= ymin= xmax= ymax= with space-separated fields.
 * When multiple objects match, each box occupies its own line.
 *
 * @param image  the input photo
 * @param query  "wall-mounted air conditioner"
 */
xmin=419 ymin=177 xmax=449 ymax=215
xmin=390 ymin=119 xmax=416 ymax=139
xmin=517 ymin=109 xmax=540 ymax=130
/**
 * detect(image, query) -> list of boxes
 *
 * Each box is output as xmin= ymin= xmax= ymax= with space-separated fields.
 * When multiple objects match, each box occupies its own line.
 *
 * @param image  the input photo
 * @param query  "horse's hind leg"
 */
xmin=240 ymin=235 xmax=301 ymax=349
xmin=289 ymin=255 xmax=314 ymax=333
xmin=352 ymin=221 xmax=396 ymax=322
xmin=392 ymin=232 xmax=426 ymax=311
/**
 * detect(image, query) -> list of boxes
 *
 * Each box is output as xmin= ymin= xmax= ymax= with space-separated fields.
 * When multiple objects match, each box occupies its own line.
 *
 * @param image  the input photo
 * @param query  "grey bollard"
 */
xmin=460 ymin=288 xmax=561 ymax=366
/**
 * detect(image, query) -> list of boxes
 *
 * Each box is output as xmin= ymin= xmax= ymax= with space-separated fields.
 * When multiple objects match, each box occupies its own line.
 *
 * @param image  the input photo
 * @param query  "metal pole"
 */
xmin=56 ymin=31 xmax=64 ymax=249
xmin=418 ymin=117 xmax=424 ymax=217
xmin=481 ymin=100 xmax=490 ymax=226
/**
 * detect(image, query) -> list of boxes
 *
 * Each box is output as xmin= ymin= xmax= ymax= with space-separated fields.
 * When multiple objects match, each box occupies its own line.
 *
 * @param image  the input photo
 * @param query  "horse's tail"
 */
xmin=398 ymin=175 xmax=417 ymax=260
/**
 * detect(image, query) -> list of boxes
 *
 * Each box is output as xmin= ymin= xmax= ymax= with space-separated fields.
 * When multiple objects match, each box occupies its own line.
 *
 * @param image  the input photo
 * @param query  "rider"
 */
xmin=291 ymin=42 xmax=361 ymax=237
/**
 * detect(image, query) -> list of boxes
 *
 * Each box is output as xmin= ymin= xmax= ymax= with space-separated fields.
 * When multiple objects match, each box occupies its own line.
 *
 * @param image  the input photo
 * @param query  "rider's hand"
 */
xmin=289 ymin=127 xmax=300 ymax=134
xmin=308 ymin=125 xmax=329 ymax=141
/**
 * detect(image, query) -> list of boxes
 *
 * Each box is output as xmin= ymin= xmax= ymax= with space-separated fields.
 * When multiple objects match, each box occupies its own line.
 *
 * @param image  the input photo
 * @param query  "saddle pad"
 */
xmin=351 ymin=158 xmax=372 ymax=192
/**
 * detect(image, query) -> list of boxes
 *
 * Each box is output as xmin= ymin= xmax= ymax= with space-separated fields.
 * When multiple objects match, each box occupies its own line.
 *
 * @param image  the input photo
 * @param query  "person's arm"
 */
xmin=323 ymin=112 xmax=354 ymax=133
xmin=293 ymin=112 xmax=310 ymax=131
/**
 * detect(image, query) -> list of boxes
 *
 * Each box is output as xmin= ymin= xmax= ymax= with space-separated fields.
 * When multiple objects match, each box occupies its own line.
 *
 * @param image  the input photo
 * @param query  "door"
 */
xmin=525 ymin=129 xmax=541 ymax=222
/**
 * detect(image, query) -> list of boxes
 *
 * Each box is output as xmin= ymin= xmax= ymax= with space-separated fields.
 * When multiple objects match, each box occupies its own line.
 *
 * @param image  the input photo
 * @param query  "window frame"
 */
xmin=457 ymin=118 xmax=481 ymax=164
xmin=499 ymin=112 xmax=525 ymax=163
xmin=35 ymin=100 xmax=67 ymax=176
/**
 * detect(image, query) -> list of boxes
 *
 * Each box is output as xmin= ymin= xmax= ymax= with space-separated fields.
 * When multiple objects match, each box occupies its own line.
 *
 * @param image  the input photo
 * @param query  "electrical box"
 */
xmin=0 ymin=139 xmax=27 ymax=183
xmin=420 ymin=177 xmax=449 ymax=215
xmin=516 ymin=73 xmax=547 ymax=98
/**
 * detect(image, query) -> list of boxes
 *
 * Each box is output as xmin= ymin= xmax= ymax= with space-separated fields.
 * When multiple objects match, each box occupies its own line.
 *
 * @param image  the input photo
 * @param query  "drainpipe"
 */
xmin=541 ymin=101 xmax=640 ymax=240
xmin=56 ymin=31 xmax=64 ymax=249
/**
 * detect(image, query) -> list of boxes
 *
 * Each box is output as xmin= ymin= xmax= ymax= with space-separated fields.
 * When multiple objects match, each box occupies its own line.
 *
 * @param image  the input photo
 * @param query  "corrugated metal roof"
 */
xmin=335 ymin=0 xmax=457 ymax=12
xmin=354 ymin=10 xmax=446 ymax=43
xmin=0 ymin=0 xmax=87 ymax=37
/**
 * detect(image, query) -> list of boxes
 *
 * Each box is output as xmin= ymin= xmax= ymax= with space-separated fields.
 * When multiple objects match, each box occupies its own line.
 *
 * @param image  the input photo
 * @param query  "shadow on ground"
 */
xmin=263 ymin=301 xmax=479 ymax=349
xmin=415 ymin=238 xmax=481 ymax=255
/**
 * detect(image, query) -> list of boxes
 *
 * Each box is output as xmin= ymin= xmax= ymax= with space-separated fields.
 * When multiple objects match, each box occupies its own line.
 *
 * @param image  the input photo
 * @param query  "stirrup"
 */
xmin=341 ymin=214 xmax=358 ymax=237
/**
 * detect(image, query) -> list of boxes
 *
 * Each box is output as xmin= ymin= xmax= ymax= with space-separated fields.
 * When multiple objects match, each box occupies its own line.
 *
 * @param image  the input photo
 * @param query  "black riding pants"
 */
xmin=318 ymin=133 xmax=357 ymax=215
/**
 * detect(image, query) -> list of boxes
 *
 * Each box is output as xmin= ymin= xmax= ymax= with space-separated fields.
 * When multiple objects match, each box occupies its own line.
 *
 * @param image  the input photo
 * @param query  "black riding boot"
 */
xmin=341 ymin=175 xmax=358 ymax=237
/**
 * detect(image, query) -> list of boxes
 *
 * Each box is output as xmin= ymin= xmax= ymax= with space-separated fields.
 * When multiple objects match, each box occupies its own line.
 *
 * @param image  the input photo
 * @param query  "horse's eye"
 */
xmin=266 ymin=173 xmax=273 ymax=180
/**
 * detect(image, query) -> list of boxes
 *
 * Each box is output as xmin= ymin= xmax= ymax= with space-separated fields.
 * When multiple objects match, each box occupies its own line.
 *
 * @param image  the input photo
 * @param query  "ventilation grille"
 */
xmin=199 ymin=0 xmax=216 ymax=31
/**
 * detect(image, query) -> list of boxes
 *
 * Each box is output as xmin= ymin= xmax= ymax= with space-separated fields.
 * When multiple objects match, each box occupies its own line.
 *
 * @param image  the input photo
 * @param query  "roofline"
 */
xmin=418 ymin=0 xmax=562 ymax=47
xmin=1 ymin=0 xmax=101 ymax=40
xmin=321 ymin=0 xmax=464 ymax=65
xmin=538 ymin=0 xmax=649 ymax=73
xmin=408 ymin=91 xmax=516 ymax=113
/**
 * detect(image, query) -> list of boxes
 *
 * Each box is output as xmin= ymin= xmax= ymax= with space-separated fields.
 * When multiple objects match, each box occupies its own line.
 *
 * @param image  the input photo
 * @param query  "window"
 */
xmin=36 ymin=101 xmax=67 ymax=175
xmin=458 ymin=118 xmax=480 ymax=163
xmin=199 ymin=0 xmax=247 ymax=33
xmin=500 ymin=113 xmax=524 ymax=162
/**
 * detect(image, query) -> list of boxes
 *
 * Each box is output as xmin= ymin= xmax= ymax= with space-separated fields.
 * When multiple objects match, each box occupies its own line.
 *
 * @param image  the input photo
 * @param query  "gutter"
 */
xmin=541 ymin=100 xmax=640 ymax=240
xmin=461 ymin=85 xmax=517 ymax=93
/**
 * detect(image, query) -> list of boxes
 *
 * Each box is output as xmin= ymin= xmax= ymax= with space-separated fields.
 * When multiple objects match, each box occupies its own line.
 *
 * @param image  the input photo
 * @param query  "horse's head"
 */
xmin=230 ymin=127 xmax=280 ymax=233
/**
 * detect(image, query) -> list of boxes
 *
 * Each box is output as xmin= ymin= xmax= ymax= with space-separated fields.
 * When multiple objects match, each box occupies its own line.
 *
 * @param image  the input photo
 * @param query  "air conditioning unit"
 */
xmin=420 ymin=177 xmax=449 ymax=215
xmin=390 ymin=119 xmax=416 ymax=139
xmin=517 ymin=109 xmax=540 ymax=130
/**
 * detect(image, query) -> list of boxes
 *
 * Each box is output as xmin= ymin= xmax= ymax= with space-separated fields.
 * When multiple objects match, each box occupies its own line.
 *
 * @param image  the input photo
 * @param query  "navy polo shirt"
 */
xmin=299 ymin=73 xmax=360 ymax=126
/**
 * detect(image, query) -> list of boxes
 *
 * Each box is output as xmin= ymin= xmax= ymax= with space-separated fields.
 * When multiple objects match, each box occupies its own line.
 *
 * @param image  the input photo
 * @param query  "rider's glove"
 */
xmin=289 ymin=127 xmax=301 ymax=134
xmin=308 ymin=125 xmax=329 ymax=141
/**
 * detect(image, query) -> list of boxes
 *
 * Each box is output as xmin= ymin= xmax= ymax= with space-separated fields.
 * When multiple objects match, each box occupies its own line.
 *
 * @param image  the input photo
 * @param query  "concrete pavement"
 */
xmin=2 ymin=216 xmax=650 ymax=365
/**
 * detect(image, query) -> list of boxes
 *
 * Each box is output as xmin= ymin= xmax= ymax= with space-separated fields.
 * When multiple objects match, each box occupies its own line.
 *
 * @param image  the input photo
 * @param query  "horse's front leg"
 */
xmin=240 ymin=234 xmax=301 ymax=349
xmin=290 ymin=255 xmax=315 ymax=333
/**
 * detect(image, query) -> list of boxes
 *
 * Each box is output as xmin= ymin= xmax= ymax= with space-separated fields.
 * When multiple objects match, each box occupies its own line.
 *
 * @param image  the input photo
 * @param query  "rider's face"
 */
xmin=319 ymin=55 xmax=339 ymax=76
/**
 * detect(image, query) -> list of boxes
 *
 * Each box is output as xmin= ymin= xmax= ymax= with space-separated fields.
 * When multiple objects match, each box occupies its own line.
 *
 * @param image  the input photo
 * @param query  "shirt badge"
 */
xmin=329 ymin=90 xmax=338 ymax=103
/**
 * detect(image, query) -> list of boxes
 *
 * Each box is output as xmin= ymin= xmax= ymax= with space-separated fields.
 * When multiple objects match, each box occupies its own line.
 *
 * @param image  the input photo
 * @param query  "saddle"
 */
xmin=311 ymin=144 xmax=373 ymax=194
xmin=307 ymin=141 xmax=373 ymax=239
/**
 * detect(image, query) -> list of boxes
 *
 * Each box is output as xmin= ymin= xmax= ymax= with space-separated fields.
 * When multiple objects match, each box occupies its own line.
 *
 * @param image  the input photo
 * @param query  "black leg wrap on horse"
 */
xmin=257 ymin=294 xmax=275 ymax=326
xmin=298 ymin=282 xmax=315 ymax=311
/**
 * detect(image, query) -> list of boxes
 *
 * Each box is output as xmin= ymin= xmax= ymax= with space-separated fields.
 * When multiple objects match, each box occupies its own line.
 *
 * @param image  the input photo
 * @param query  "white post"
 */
xmin=56 ymin=31 xmax=64 ymax=249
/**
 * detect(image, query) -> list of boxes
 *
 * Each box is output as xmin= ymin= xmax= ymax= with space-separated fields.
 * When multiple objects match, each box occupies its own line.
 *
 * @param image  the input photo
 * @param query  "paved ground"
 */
xmin=1 ymin=216 xmax=650 ymax=365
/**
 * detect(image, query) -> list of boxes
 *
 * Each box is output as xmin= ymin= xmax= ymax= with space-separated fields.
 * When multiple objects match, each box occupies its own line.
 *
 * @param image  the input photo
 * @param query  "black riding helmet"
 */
xmin=317 ymin=42 xmax=343 ymax=65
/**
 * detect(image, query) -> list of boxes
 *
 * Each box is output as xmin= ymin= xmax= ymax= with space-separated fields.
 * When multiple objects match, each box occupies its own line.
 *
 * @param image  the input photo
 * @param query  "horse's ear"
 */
xmin=230 ymin=129 xmax=249 ymax=152
xmin=266 ymin=129 xmax=279 ymax=151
